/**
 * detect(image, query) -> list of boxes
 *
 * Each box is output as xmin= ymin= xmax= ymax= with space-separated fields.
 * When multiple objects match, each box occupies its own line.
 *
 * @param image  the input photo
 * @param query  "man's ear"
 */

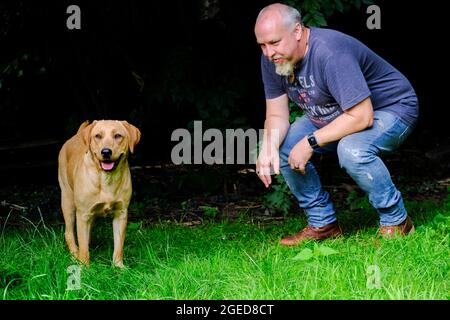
xmin=294 ymin=22 xmax=302 ymax=40
xmin=121 ymin=121 xmax=141 ymax=154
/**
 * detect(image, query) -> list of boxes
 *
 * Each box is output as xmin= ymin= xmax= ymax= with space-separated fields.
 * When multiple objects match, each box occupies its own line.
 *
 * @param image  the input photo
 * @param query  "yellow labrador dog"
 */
xmin=58 ymin=120 xmax=140 ymax=267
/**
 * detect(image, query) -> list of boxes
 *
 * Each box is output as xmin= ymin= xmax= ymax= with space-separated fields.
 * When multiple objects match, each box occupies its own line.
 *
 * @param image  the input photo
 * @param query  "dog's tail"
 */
xmin=77 ymin=120 xmax=90 ymax=133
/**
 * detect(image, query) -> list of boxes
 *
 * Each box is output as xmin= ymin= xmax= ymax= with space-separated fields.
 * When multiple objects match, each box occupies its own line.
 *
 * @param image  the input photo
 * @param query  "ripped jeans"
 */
xmin=279 ymin=111 xmax=415 ymax=227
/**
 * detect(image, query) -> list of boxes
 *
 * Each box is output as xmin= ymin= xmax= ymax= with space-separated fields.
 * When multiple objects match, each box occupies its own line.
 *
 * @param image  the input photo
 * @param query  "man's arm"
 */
xmin=264 ymin=94 xmax=291 ymax=148
xmin=256 ymin=94 xmax=290 ymax=187
xmin=288 ymin=97 xmax=374 ymax=174
xmin=314 ymin=97 xmax=374 ymax=147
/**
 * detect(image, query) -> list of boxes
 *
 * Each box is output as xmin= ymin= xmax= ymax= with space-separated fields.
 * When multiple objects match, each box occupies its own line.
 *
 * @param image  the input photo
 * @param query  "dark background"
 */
xmin=0 ymin=0 xmax=448 ymax=186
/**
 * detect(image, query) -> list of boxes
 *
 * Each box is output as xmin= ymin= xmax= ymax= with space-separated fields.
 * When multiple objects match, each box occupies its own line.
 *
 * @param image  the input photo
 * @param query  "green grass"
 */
xmin=1 ymin=196 xmax=449 ymax=300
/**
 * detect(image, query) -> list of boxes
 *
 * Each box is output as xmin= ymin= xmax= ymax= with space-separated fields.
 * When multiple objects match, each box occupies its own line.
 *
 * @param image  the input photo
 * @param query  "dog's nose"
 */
xmin=101 ymin=148 xmax=112 ymax=159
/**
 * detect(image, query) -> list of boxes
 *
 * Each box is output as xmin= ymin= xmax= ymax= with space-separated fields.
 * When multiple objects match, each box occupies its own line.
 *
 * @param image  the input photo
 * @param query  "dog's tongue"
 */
xmin=101 ymin=162 xmax=114 ymax=171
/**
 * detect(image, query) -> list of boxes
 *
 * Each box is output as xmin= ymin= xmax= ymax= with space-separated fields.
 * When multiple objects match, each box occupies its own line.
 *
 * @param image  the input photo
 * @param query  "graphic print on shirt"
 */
xmin=286 ymin=74 xmax=343 ymax=127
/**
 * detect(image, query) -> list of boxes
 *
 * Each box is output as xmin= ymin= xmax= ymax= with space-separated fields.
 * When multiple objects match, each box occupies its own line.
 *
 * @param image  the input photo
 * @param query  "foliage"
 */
xmin=292 ymin=243 xmax=339 ymax=261
xmin=0 ymin=0 xmax=377 ymax=142
xmin=148 ymin=45 xmax=250 ymax=130
xmin=0 ymin=52 xmax=49 ymax=108
xmin=148 ymin=0 xmax=375 ymax=130
xmin=180 ymin=200 xmax=192 ymax=222
xmin=201 ymin=205 xmax=220 ymax=219
xmin=345 ymin=190 xmax=371 ymax=211
xmin=289 ymin=101 xmax=303 ymax=123
xmin=284 ymin=0 xmax=374 ymax=26
xmin=262 ymin=175 xmax=293 ymax=215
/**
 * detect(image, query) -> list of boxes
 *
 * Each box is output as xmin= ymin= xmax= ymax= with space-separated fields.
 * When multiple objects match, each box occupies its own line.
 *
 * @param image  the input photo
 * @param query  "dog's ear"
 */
xmin=121 ymin=121 xmax=141 ymax=154
xmin=80 ymin=121 xmax=97 ymax=151
xmin=77 ymin=120 xmax=90 ymax=134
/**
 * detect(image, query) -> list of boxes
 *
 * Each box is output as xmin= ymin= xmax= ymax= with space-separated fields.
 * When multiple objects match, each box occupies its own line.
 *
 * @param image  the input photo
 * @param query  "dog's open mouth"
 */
xmin=100 ymin=154 xmax=122 ymax=172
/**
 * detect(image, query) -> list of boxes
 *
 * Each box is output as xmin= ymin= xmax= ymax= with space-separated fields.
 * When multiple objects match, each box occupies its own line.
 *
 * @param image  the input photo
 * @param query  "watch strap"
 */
xmin=307 ymin=133 xmax=319 ymax=150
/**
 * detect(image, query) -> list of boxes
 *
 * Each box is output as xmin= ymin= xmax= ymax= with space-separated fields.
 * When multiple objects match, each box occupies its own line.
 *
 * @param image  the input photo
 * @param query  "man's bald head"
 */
xmin=255 ymin=3 xmax=302 ymax=32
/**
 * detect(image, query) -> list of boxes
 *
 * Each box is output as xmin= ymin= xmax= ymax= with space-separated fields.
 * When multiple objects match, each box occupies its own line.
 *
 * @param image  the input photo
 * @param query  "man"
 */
xmin=254 ymin=3 xmax=418 ymax=246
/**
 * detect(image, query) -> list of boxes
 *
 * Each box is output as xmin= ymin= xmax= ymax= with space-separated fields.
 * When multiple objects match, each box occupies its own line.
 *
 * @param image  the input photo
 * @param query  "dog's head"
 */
xmin=80 ymin=120 xmax=141 ymax=172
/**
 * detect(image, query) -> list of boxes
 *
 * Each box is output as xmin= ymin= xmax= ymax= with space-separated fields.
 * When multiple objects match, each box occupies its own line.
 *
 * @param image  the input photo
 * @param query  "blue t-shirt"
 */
xmin=261 ymin=27 xmax=418 ymax=127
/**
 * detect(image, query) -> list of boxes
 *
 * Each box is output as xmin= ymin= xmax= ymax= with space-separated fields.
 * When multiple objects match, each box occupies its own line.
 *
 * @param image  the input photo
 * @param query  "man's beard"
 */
xmin=274 ymin=60 xmax=294 ymax=76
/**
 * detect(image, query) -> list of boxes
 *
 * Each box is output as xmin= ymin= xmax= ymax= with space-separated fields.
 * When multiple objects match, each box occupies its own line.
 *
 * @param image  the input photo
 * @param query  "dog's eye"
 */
xmin=94 ymin=134 xmax=102 ymax=140
xmin=114 ymin=133 xmax=123 ymax=140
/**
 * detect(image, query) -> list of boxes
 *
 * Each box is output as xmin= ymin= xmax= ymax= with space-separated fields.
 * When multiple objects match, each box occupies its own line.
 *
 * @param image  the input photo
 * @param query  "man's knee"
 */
xmin=337 ymin=136 xmax=372 ymax=169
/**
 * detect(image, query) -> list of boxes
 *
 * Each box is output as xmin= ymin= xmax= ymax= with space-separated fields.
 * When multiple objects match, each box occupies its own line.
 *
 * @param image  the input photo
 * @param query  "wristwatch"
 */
xmin=306 ymin=133 xmax=320 ymax=150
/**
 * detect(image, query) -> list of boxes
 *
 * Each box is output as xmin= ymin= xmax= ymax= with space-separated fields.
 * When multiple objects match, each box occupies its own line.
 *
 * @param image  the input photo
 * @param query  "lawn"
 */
xmin=1 ymin=193 xmax=448 ymax=300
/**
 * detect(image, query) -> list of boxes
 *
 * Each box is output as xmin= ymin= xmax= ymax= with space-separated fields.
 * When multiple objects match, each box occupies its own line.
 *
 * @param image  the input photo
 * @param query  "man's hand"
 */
xmin=256 ymin=144 xmax=280 ymax=188
xmin=288 ymin=137 xmax=313 ymax=175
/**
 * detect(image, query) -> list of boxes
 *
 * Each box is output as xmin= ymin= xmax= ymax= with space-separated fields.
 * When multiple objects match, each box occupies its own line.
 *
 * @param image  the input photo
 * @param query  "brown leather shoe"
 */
xmin=379 ymin=216 xmax=415 ymax=238
xmin=280 ymin=221 xmax=342 ymax=246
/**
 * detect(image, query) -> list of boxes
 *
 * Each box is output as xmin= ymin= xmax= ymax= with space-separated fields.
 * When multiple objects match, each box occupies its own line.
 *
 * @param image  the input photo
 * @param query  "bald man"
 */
xmin=254 ymin=3 xmax=418 ymax=245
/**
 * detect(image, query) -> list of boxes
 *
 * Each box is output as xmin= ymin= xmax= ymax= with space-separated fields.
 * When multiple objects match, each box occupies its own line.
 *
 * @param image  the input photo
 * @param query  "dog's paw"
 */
xmin=69 ymin=246 xmax=79 ymax=258
xmin=113 ymin=260 xmax=126 ymax=269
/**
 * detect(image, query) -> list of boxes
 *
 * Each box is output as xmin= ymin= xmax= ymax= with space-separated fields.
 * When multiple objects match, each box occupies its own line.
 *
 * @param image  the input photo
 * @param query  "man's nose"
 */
xmin=266 ymin=45 xmax=276 ymax=58
xmin=101 ymin=148 xmax=112 ymax=159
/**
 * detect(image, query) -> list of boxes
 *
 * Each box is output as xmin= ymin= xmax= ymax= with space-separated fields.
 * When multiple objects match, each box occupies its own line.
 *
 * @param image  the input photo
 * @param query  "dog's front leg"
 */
xmin=77 ymin=213 xmax=93 ymax=266
xmin=112 ymin=210 xmax=128 ymax=268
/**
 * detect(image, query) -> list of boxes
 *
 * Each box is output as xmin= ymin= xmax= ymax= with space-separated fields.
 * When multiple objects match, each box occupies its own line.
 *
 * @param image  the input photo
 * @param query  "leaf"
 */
xmin=320 ymin=0 xmax=335 ymax=16
xmin=432 ymin=213 xmax=446 ymax=224
xmin=317 ymin=245 xmax=339 ymax=256
xmin=303 ymin=12 xmax=312 ymax=23
xmin=312 ymin=12 xmax=328 ymax=27
xmin=313 ymin=242 xmax=320 ymax=256
xmin=292 ymin=248 xmax=313 ymax=261
xmin=335 ymin=0 xmax=344 ymax=13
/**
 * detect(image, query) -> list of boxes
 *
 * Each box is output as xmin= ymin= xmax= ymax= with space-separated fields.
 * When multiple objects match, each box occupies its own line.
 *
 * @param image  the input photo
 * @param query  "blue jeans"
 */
xmin=279 ymin=111 xmax=415 ymax=227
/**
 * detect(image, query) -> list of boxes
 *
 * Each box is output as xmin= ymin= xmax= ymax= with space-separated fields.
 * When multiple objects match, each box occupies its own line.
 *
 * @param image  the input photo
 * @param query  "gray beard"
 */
xmin=274 ymin=61 xmax=294 ymax=76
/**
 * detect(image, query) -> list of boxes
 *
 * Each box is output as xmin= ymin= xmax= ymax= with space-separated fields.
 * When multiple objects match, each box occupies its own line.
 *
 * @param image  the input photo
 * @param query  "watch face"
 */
xmin=308 ymin=134 xmax=318 ymax=148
